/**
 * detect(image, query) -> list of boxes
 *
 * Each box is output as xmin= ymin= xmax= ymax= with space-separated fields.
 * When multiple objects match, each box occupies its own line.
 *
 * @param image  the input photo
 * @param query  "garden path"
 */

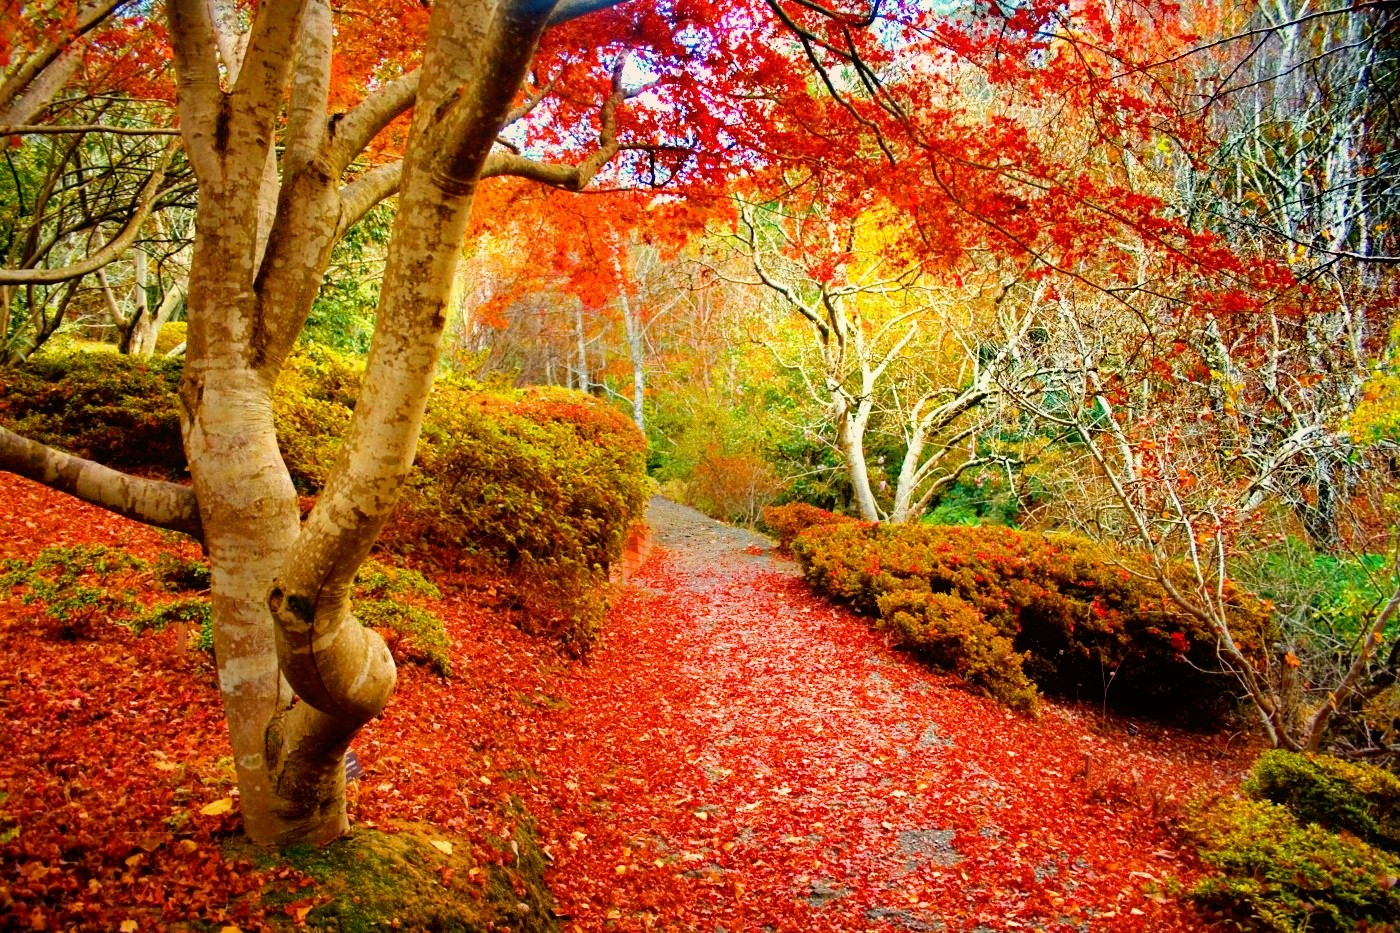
xmin=0 ymin=475 xmax=1253 ymax=932
xmin=516 ymin=497 xmax=1248 ymax=933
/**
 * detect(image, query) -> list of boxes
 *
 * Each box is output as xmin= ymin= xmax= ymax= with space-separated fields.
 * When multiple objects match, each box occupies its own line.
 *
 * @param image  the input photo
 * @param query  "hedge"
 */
xmin=789 ymin=520 xmax=1273 ymax=720
xmin=0 ymin=349 xmax=650 ymax=648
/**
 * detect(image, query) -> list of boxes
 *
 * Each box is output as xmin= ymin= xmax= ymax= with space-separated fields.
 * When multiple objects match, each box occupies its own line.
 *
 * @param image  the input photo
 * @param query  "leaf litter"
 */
xmin=0 ymin=476 xmax=1257 ymax=931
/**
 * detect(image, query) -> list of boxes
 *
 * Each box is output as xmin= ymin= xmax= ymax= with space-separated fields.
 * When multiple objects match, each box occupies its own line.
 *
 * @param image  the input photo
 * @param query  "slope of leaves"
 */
xmin=0 ymin=473 xmax=1261 ymax=931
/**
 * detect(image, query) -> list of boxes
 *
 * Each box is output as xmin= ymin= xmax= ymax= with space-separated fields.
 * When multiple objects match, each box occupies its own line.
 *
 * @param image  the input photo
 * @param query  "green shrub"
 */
xmin=272 ymin=346 xmax=361 ymax=492
xmin=1 ymin=545 xmax=148 ymax=639
xmin=153 ymin=552 xmax=210 ymax=592
xmin=876 ymin=588 xmax=1038 ymax=711
xmin=1185 ymin=794 xmax=1400 ymax=932
xmin=790 ymin=522 xmax=1272 ymax=721
xmin=1 ymin=350 xmax=650 ymax=649
xmin=0 ymin=353 xmax=185 ymax=474
xmin=761 ymin=502 xmax=855 ymax=551
xmin=390 ymin=382 xmax=649 ymax=649
xmin=1245 ymin=750 xmax=1400 ymax=854
xmin=132 ymin=597 xmax=213 ymax=651
xmin=354 ymin=559 xmax=451 ymax=676
xmin=401 ymin=384 xmax=649 ymax=566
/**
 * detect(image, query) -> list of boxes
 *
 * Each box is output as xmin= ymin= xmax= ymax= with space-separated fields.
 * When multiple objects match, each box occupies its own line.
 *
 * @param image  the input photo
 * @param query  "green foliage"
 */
xmin=131 ymin=597 xmax=214 ymax=652
xmin=0 ymin=353 xmax=186 ymax=474
xmin=1236 ymin=539 xmax=1398 ymax=647
xmin=761 ymin=502 xmax=855 ymax=551
xmin=790 ymin=522 xmax=1273 ymax=720
xmin=153 ymin=552 xmax=210 ymax=592
xmin=393 ymin=383 xmax=649 ymax=650
xmin=354 ymin=560 xmax=451 ymax=676
xmin=876 ymin=588 xmax=1039 ymax=712
xmin=1184 ymin=794 xmax=1400 ymax=932
xmin=924 ymin=469 xmax=1024 ymax=528
xmin=1 ymin=545 xmax=147 ymax=639
xmin=301 ymin=203 xmax=394 ymax=354
xmin=648 ymin=395 xmax=788 ymax=523
xmin=273 ymin=345 xmax=361 ymax=492
xmin=0 ymin=349 xmax=650 ymax=649
xmin=1244 ymin=750 xmax=1400 ymax=855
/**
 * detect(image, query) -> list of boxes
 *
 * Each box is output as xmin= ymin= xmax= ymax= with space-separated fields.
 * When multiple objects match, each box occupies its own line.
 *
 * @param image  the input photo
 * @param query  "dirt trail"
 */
xmin=520 ymin=499 xmax=1249 ymax=933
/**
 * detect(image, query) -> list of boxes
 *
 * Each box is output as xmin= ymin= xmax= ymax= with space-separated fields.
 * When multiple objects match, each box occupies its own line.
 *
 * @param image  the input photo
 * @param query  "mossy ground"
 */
xmin=224 ymin=808 xmax=557 ymax=933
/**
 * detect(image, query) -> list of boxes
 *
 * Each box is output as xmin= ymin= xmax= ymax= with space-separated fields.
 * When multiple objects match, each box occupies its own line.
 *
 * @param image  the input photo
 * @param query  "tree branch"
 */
xmin=337 ymin=162 xmax=402 ymax=236
xmin=0 ymin=425 xmax=202 ymax=540
xmin=0 ymin=124 xmax=181 ymax=137
xmin=0 ymin=0 xmax=127 ymax=119
xmin=284 ymin=0 xmax=333 ymax=173
xmin=0 ymin=137 xmax=178 ymax=285
xmin=167 ymin=0 xmax=225 ymax=182
xmin=328 ymin=70 xmax=421 ymax=174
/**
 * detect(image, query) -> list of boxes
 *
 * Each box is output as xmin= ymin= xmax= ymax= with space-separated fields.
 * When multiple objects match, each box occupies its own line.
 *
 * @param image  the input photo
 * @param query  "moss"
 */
xmin=229 ymin=810 xmax=557 ymax=933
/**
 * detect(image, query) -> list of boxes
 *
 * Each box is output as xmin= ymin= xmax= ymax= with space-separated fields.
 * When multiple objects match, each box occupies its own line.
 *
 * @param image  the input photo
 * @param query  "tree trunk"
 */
xmin=837 ymin=400 xmax=880 ymax=522
xmin=0 ymin=0 xmax=577 ymax=848
xmin=888 ymin=425 xmax=928 ymax=524
xmin=621 ymin=286 xmax=645 ymax=433
xmin=120 ymin=250 xmax=150 ymax=354
xmin=575 ymin=303 xmax=589 ymax=392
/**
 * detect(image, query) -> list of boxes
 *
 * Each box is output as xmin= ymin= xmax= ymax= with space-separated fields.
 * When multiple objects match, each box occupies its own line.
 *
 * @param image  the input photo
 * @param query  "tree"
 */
xmin=1 ymin=1 xmax=190 ymax=359
xmin=1007 ymin=269 xmax=1400 ymax=754
xmin=0 ymin=0 xmax=705 ymax=846
xmin=726 ymin=195 xmax=1038 ymax=523
xmin=0 ymin=0 xmax=865 ymax=846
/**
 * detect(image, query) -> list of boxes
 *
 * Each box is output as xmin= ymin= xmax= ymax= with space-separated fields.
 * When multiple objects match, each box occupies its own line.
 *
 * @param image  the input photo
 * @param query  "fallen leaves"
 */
xmin=198 ymin=797 xmax=234 ymax=817
xmin=0 ymin=473 xmax=1260 ymax=932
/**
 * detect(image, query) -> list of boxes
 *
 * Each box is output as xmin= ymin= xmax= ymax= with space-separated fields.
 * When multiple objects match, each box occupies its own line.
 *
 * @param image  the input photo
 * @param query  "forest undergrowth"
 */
xmin=0 ymin=473 xmax=1262 ymax=931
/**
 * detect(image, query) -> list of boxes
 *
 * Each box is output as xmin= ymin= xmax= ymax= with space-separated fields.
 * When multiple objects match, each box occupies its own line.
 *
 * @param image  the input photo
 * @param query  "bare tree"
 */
xmin=726 ymin=198 xmax=1037 ymax=523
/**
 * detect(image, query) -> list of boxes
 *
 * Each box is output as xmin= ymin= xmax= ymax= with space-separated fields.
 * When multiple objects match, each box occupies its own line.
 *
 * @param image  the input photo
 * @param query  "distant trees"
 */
xmin=726 ymin=197 xmax=1039 ymax=523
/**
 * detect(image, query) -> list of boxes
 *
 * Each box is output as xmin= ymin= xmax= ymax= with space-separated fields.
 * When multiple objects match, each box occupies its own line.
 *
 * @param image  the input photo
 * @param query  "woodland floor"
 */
xmin=0 ymin=477 xmax=1260 ymax=932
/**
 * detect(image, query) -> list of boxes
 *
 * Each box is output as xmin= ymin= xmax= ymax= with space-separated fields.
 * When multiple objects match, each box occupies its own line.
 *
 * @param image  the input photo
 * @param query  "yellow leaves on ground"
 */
xmin=198 ymin=797 xmax=234 ymax=816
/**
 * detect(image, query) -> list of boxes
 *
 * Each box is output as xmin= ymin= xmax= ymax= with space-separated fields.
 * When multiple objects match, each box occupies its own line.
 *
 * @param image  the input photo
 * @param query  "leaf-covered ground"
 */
xmin=0 ymin=476 xmax=1257 ymax=931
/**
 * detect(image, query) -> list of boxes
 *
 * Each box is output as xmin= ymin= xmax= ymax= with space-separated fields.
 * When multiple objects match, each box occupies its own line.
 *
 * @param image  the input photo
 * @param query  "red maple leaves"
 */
xmin=0 ymin=473 xmax=1256 ymax=930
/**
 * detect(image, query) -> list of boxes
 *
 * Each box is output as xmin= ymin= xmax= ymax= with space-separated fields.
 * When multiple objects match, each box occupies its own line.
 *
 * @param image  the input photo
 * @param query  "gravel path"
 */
xmin=643 ymin=496 xmax=781 ymax=581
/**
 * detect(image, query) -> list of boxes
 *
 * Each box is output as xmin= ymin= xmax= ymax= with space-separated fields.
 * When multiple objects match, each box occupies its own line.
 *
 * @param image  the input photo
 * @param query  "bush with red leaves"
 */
xmin=791 ymin=521 xmax=1272 ymax=722
xmin=761 ymin=502 xmax=856 ymax=552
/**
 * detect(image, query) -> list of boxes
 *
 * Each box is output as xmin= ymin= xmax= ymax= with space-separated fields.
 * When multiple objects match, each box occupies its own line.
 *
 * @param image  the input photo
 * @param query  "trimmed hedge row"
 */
xmin=789 ymin=519 xmax=1273 ymax=720
xmin=762 ymin=502 xmax=856 ymax=551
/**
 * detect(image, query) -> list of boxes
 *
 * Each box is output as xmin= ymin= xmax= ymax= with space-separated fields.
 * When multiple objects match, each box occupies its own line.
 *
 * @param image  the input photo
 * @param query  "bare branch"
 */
xmin=329 ymin=70 xmax=420 ymax=174
xmin=0 ymin=124 xmax=181 ymax=137
xmin=337 ymin=162 xmax=402 ymax=236
xmin=0 ymin=138 xmax=179 ymax=285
